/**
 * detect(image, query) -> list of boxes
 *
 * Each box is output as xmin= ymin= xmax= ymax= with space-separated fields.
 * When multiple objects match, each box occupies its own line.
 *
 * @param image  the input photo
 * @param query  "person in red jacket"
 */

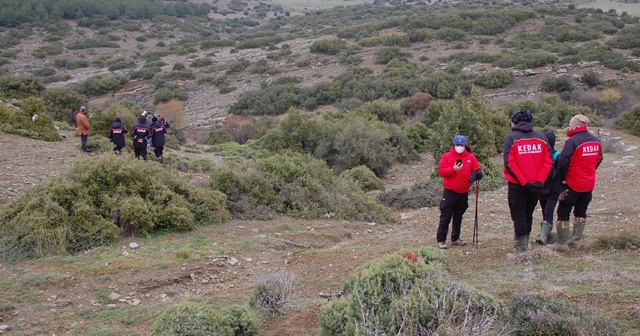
xmin=436 ymin=135 xmax=482 ymax=250
xmin=503 ymin=110 xmax=553 ymax=256
xmin=548 ymin=114 xmax=603 ymax=252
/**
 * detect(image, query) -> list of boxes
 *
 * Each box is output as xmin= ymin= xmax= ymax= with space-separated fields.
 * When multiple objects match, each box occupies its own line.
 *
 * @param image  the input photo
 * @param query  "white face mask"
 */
xmin=454 ymin=145 xmax=465 ymax=154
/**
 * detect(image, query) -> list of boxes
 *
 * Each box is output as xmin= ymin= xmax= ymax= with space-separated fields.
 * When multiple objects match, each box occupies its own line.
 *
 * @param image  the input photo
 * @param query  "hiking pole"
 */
xmin=473 ymin=180 xmax=480 ymax=249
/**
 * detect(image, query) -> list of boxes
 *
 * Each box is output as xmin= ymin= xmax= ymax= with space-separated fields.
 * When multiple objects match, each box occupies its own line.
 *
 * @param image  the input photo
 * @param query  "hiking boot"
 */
xmin=547 ymin=221 xmax=570 ymax=252
xmin=451 ymin=239 xmax=467 ymax=246
xmin=437 ymin=242 xmax=448 ymax=250
xmin=567 ymin=217 xmax=586 ymax=248
xmin=536 ymin=220 xmax=553 ymax=245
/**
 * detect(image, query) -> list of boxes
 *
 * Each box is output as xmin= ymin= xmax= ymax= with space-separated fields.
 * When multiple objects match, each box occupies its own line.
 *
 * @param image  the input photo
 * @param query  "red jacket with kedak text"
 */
xmin=503 ymin=122 xmax=553 ymax=186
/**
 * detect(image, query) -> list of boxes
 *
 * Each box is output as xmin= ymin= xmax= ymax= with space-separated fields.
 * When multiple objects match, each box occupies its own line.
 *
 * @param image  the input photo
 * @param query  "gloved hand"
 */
xmin=468 ymin=170 xmax=483 ymax=183
xmin=524 ymin=181 xmax=542 ymax=192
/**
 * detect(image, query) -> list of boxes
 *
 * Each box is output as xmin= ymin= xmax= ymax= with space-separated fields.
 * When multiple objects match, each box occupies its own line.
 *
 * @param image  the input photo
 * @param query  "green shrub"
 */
xmin=319 ymin=248 xmax=504 ymax=335
xmin=42 ymin=87 xmax=85 ymax=123
xmin=0 ymin=97 xmax=61 ymax=141
xmin=0 ymin=75 xmax=44 ymax=99
xmin=209 ymin=152 xmax=398 ymax=223
xmin=338 ymin=165 xmax=384 ymax=192
xmin=474 ymin=69 xmax=515 ymax=89
xmin=0 ymin=155 xmax=229 ymax=260
xmin=506 ymin=292 xmax=620 ymax=335
xmin=310 ymin=39 xmax=347 ymax=55
xmin=615 ymin=104 xmax=640 ymax=136
xmin=203 ymin=127 xmax=233 ymax=145
xmin=540 ymin=75 xmax=575 ymax=93
xmin=151 ymin=302 xmax=259 ymax=336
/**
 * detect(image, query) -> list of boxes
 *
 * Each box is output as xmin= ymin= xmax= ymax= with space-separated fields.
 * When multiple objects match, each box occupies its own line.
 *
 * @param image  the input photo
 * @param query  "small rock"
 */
xmin=128 ymin=299 xmax=141 ymax=306
xmin=227 ymin=257 xmax=239 ymax=266
xmin=108 ymin=292 xmax=122 ymax=301
xmin=129 ymin=242 xmax=139 ymax=249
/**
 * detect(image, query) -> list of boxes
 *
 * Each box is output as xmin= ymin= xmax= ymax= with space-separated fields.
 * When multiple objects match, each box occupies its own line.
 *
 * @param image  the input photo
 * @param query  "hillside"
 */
xmin=0 ymin=126 xmax=639 ymax=335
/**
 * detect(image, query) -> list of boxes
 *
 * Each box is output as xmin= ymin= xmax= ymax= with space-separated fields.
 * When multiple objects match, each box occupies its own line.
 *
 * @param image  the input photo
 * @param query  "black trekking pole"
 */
xmin=473 ymin=180 xmax=480 ymax=249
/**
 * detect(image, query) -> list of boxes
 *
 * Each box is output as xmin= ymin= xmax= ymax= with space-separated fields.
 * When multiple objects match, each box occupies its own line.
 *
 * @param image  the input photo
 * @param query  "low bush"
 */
xmin=42 ymin=87 xmax=85 ymax=124
xmin=0 ymin=75 xmax=44 ymax=99
xmin=319 ymin=248 xmax=504 ymax=335
xmin=250 ymin=269 xmax=301 ymax=314
xmin=151 ymin=302 xmax=259 ymax=336
xmin=208 ymin=152 xmax=398 ymax=223
xmin=474 ymin=69 xmax=515 ymax=89
xmin=338 ymin=165 xmax=384 ymax=192
xmin=506 ymin=292 xmax=620 ymax=335
xmin=0 ymin=97 xmax=61 ymax=141
xmin=0 ymin=155 xmax=229 ymax=260
xmin=616 ymin=104 xmax=640 ymax=136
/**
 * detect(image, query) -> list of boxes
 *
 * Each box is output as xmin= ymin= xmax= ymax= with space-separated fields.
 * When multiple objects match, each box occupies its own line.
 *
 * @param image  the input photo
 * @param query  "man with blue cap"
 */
xmin=436 ymin=135 xmax=482 ymax=249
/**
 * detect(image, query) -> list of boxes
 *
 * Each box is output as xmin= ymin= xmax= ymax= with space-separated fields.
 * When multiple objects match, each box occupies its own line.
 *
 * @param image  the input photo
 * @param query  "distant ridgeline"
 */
xmin=0 ymin=0 xmax=212 ymax=28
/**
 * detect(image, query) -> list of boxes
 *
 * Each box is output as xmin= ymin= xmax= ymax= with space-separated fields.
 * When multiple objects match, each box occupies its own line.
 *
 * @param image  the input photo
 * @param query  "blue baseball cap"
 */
xmin=453 ymin=135 xmax=467 ymax=146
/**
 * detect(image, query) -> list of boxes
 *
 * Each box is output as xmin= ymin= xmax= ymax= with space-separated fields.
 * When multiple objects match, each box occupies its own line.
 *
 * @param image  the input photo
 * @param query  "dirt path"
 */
xmin=0 ymin=130 xmax=80 ymax=204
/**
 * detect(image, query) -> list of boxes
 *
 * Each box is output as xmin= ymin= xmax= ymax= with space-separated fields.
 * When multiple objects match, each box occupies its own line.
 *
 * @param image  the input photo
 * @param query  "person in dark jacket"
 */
xmin=436 ymin=135 xmax=482 ymax=250
xmin=131 ymin=115 xmax=150 ymax=160
xmin=503 ymin=110 xmax=553 ymax=257
xmin=108 ymin=117 xmax=128 ymax=155
xmin=149 ymin=116 xmax=167 ymax=162
xmin=535 ymin=131 xmax=562 ymax=245
xmin=548 ymin=115 xmax=603 ymax=252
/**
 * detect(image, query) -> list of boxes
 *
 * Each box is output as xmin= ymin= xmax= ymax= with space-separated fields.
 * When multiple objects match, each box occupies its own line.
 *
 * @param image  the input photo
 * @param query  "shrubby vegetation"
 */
xmin=0 ymin=97 xmax=61 ymax=141
xmin=0 ymin=0 xmax=211 ymax=27
xmin=151 ymin=302 xmax=258 ymax=336
xmin=0 ymin=75 xmax=44 ymax=99
xmin=0 ymin=155 xmax=229 ymax=260
xmin=208 ymin=151 xmax=398 ymax=223
xmin=506 ymin=292 xmax=620 ymax=335
xmin=319 ymin=247 xmax=505 ymax=335
xmin=474 ymin=69 xmax=514 ymax=89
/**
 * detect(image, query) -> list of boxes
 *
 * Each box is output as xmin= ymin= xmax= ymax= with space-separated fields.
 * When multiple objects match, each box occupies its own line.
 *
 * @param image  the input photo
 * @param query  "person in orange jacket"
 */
xmin=436 ymin=135 xmax=482 ymax=250
xmin=75 ymin=106 xmax=90 ymax=153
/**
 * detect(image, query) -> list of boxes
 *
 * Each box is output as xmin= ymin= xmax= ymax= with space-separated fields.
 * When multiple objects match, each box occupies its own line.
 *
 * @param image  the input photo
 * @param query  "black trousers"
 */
xmin=538 ymin=192 xmax=559 ymax=224
xmin=154 ymin=146 xmax=164 ymax=158
xmin=556 ymin=187 xmax=592 ymax=221
xmin=508 ymin=182 xmax=539 ymax=239
xmin=80 ymin=134 xmax=88 ymax=152
xmin=437 ymin=188 xmax=468 ymax=243
xmin=134 ymin=147 xmax=147 ymax=160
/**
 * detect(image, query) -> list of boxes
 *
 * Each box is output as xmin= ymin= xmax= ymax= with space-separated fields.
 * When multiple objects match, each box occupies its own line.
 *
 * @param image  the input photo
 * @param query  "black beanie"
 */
xmin=152 ymin=116 xmax=158 ymax=122
xmin=511 ymin=110 xmax=533 ymax=124
xmin=545 ymin=131 xmax=556 ymax=150
xmin=115 ymin=117 xmax=121 ymax=123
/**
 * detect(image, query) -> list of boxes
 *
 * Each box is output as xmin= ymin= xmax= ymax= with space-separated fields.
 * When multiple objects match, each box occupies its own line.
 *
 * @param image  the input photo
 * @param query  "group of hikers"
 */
xmin=77 ymin=104 xmax=604 ymax=256
xmin=75 ymin=106 xmax=170 ymax=162
xmin=436 ymin=110 xmax=603 ymax=257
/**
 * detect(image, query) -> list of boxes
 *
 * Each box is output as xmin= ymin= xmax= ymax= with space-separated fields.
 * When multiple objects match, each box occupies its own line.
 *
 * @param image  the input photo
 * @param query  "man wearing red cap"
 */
xmin=548 ymin=114 xmax=602 ymax=251
xmin=503 ymin=110 xmax=553 ymax=257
